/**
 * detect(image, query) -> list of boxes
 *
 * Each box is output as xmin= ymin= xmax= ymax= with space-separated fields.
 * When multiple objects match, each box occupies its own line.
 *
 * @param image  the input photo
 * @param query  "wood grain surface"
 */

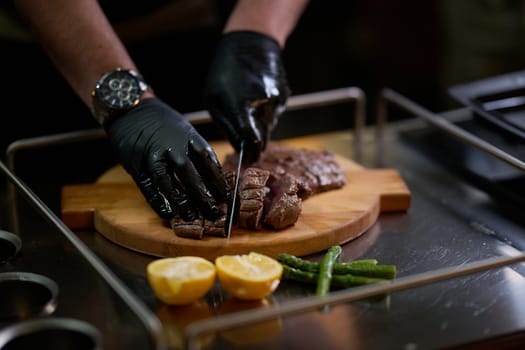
xmin=61 ymin=139 xmax=411 ymax=260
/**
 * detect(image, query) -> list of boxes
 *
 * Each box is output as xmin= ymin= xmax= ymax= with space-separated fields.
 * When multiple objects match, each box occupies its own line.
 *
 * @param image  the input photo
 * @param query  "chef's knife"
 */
xmin=225 ymin=141 xmax=244 ymax=239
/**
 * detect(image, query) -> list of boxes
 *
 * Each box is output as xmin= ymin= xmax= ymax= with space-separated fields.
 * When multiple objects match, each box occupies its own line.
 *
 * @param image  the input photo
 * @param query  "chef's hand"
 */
xmin=204 ymin=31 xmax=291 ymax=163
xmin=105 ymin=97 xmax=230 ymax=221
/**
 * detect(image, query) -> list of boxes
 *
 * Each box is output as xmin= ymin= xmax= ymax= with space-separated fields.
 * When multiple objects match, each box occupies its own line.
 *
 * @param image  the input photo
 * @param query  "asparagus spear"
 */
xmin=334 ymin=263 xmax=396 ymax=279
xmin=283 ymin=265 xmax=388 ymax=288
xmin=280 ymin=253 xmax=377 ymax=270
xmin=316 ymin=245 xmax=342 ymax=297
xmin=279 ymin=253 xmax=396 ymax=279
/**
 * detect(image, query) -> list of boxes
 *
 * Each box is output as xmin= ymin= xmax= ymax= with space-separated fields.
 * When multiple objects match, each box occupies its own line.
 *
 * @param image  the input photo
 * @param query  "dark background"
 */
xmin=1 ymin=0 xmax=525 ymax=158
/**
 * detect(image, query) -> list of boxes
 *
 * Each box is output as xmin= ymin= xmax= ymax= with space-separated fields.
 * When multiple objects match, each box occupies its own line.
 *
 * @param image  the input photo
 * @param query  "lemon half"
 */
xmin=147 ymin=256 xmax=216 ymax=305
xmin=215 ymin=252 xmax=283 ymax=300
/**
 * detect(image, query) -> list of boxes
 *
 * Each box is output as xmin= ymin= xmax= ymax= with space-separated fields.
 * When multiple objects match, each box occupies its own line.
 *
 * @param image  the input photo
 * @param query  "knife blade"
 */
xmin=225 ymin=141 xmax=244 ymax=240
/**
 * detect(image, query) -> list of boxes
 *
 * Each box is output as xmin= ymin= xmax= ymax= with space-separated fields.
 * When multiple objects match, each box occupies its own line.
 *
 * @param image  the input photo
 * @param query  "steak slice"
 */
xmin=170 ymin=172 xmax=234 ymax=238
xmin=203 ymin=202 xmax=228 ymax=237
xmin=170 ymin=203 xmax=229 ymax=239
xmin=263 ymin=174 xmax=302 ymax=230
xmin=170 ymin=217 xmax=204 ymax=239
xmin=237 ymin=167 xmax=270 ymax=230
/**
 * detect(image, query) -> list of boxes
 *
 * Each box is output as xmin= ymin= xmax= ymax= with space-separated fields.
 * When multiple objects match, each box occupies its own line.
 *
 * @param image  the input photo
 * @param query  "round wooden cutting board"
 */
xmin=61 ymin=139 xmax=410 ymax=260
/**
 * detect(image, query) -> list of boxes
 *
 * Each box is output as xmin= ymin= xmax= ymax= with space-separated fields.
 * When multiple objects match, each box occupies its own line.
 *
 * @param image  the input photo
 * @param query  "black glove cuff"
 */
xmin=219 ymin=30 xmax=281 ymax=53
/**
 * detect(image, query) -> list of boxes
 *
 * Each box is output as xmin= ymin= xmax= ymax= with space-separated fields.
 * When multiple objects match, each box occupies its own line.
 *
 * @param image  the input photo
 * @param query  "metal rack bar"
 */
xmin=376 ymin=88 xmax=525 ymax=171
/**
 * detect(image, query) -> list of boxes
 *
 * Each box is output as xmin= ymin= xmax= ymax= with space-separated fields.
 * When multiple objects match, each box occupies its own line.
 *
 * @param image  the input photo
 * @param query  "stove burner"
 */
xmin=0 ymin=318 xmax=101 ymax=350
xmin=0 ymin=272 xmax=58 ymax=321
xmin=0 ymin=231 xmax=21 ymax=264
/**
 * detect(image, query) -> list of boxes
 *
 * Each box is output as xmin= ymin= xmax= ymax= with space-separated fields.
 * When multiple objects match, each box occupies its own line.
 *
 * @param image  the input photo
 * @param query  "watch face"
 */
xmin=96 ymin=70 xmax=144 ymax=109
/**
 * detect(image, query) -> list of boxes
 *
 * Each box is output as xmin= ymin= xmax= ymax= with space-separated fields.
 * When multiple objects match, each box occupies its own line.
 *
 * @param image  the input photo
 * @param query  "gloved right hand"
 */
xmin=105 ymin=97 xmax=230 ymax=221
xmin=204 ymin=31 xmax=291 ymax=164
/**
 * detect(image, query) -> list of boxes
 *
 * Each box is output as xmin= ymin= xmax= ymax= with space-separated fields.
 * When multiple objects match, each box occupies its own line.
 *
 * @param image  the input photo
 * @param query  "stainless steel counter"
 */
xmin=2 ymin=89 xmax=525 ymax=349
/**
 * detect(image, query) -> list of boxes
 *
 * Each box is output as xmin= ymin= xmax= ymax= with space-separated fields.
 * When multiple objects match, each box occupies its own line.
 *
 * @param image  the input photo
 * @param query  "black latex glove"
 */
xmin=204 ymin=30 xmax=291 ymax=164
xmin=105 ymin=97 xmax=230 ymax=220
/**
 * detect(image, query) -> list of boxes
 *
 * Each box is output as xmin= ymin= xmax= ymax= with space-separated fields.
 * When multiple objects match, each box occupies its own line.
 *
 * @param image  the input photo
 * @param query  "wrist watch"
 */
xmin=91 ymin=68 xmax=150 ymax=127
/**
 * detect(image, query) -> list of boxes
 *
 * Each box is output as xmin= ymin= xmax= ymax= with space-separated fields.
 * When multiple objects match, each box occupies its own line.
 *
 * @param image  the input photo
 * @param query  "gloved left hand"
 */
xmin=204 ymin=30 xmax=291 ymax=164
xmin=105 ymin=97 xmax=230 ymax=221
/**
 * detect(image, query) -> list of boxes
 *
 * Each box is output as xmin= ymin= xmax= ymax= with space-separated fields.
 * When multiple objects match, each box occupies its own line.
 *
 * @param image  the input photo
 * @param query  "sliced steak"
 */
xmin=171 ymin=142 xmax=345 ymax=238
xmin=224 ymin=142 xmax=346 ymax=199
xmin=170 ymin=173 xmax=234 ymax=238
xmin=171 ymin=202 xmax=229 ymax=238
xmin=237 ymin=167 xmax=270 ymax=230
xmin=203 ymin=202 xmax=228 ymax=237
xmin=170 ymin=217 xmax=204 ymax=239
xmin=263 ymin=174 xmax=302 ymax=230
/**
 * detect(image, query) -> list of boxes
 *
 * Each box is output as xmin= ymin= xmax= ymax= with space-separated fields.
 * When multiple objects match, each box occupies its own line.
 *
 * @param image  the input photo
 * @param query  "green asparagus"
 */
xmin=279 ymin=253 xmax=396 ymax=279
xmin=316 ymin=245 xmax=342 ymax=297
xmin=283 ymin=265 xmax=389 ymax=288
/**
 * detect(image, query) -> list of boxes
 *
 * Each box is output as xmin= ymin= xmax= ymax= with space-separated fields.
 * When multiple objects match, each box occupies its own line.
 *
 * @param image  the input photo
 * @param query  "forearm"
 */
xmin=14 ymin=0 xmax=148 ymax=106
xmin=224 ymin=0 xmax=310 ymax=48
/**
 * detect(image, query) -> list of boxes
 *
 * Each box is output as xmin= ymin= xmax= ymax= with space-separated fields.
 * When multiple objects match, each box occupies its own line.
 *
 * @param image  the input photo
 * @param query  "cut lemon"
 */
xmin=147 ymin=256 xmax=216 ymax=305
xmin=215 ymin=252 xmax=283 ymax=300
